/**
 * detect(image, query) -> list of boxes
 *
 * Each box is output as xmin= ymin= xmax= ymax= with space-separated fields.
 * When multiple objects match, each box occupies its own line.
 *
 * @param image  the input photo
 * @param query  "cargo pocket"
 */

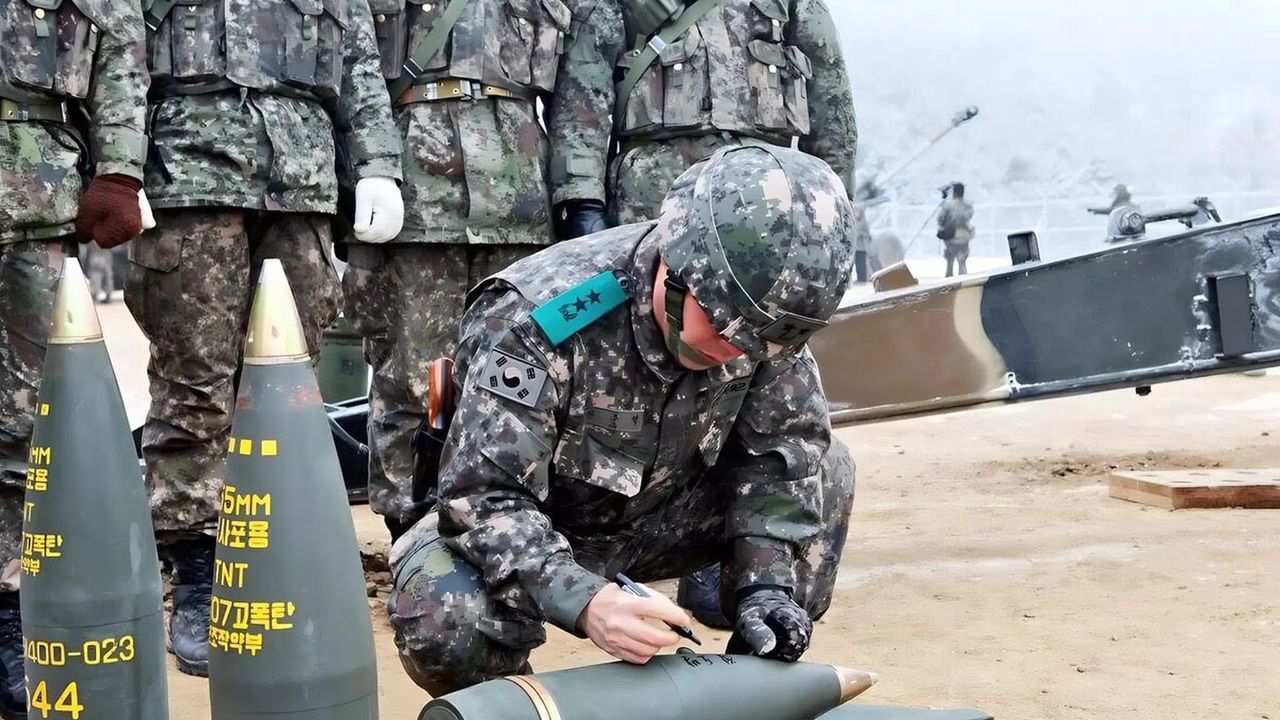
xmin=54 ymin=1 xmax=99 ymax=99
xmin=3 ymin=0 xmax=62 ymax=91
xmin=659 ymin=30 xmax=707 ymax=130
xmin=528 ymin=0 xmax=570 ymax=92
xmin=498 ymin=0 xmax=540 ymax=87
xmin=404 ymin=0 xmax=450 ymax=74
xmin=369 ymin=0 xmax=407 ymax=80
xmin=157 ymin=0 xmax=225 ymax=82
xmin=747 ymin=39 xmax=787 ymax=133
xmin=553 ymin=427 xmax=647 ymax=499
xmin=478 ymin=408 xmax=554 ymax=501
xmin=783 ymin=45 xmax=812 ymax=136
xmin=125 ymin=227 xmax=186 ymax=342
xmin=315 ymin=0 xmax=350 ymax=97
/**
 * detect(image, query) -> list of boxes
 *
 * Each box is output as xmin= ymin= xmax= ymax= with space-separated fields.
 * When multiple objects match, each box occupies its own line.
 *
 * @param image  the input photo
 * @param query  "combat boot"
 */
xmin=167 ymin=538 xmax=214 ymax=677
xmin=0 ymin=593 xmax=26 ymax=719
xmin=676 ymin=563 xmax=732 ymax=629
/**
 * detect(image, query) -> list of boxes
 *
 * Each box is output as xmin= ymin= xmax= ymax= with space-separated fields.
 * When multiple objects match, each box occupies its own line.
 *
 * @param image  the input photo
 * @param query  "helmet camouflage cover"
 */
xmin=655 ymin=145 xmax=855 ymax=362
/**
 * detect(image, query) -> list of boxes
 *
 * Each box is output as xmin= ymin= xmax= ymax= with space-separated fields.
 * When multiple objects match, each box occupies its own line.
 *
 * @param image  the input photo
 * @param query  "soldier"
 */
xmin=0 ymin=0 xmax=150 ymax=713
xmin=387 ymin=146 xmax=856 ymax=694
xmin=937 ymin=182 xmax=974 ymax=277
xmin=129 ymin=0 xmax=404 ymax=677
xmin=1088 ymin=183 xmax=1134 ymax=216
xmin=347 ymin=0 xmax=578 ymax=540
xmin=547 ymin=0 xmax=859 ymax=243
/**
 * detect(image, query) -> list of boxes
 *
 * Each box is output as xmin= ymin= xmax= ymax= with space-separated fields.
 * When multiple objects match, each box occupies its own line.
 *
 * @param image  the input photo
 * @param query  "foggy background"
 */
xmin=831 ymin=0 xmax=1280 ymax=257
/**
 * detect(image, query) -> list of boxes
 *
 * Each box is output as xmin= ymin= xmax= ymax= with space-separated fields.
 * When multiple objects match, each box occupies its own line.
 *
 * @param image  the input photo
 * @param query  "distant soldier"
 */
xmin=1088 ymin=184 xmax=1134 ymax=215
xmin=937 ymin=182 xmax=974 ymax=277
xmin=0 ymin=0 xmax=150 ymax=713
xmin=347 ymin=0 xmax=582 ymax=541
xmin=547 ymin=0 xmax=859 ymax=243
xmin=130 ymin=0 xmax=403 ymax=677
xmin=84 ymin=244 xmax=116 ymax=303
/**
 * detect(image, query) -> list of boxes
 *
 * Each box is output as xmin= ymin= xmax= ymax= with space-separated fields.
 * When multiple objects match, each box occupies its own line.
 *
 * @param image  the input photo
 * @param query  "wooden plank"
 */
xmin=1108 ymin=469 xmax=1280 ymax=509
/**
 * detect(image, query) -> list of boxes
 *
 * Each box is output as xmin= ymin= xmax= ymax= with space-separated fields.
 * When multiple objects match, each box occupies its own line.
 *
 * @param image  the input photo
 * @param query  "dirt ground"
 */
xmin=96 ymin=297 xmax=1279 ymax=720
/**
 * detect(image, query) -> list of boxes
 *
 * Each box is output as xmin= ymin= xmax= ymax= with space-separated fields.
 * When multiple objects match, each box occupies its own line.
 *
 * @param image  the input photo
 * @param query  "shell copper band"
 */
xmin=505 ymin=675 xmax=563 ymax=720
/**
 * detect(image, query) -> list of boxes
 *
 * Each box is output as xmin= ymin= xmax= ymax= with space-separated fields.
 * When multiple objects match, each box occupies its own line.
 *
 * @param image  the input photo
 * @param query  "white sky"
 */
xmin=832 ymin=0 xmax=1280 ymax=202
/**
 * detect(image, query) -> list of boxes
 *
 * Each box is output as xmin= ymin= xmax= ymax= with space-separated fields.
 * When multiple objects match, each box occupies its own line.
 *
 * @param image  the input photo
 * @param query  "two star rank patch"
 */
xmin=479 ymin=349 xmax=549 ymax=408
xmin=529 ymin=271 xmax=630 ymax=346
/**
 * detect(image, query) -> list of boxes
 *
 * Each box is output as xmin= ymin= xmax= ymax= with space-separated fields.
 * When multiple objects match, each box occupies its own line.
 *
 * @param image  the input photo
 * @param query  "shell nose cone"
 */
xmin=244 ymin=258 xmax=310 ymax=364
xmin=50 ymin=257 xmax=103 ymax=345
xmin=831 ymin=666 xmax=878 ymax=703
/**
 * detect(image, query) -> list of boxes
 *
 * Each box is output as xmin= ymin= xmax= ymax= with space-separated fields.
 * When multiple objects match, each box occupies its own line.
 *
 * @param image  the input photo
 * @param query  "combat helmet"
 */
xmin=654 ymin=145 xmax=855 ymax=362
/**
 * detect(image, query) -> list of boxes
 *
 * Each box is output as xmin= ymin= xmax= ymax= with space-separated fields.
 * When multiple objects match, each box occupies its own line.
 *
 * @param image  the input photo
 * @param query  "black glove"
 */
xmin=732 ymin=585 xmax=812 ymax=662
xmin=555 ymin=199 xmax=608 ymax=240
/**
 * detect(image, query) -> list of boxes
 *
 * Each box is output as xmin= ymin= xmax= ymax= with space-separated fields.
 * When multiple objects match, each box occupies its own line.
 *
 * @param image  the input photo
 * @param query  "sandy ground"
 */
xmin=94 ymin=294 xmax=1279 ymax=720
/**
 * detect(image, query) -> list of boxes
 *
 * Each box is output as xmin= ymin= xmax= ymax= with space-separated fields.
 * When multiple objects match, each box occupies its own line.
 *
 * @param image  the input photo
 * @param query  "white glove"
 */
xmin=139 ymin=190 xmax=157 ymax=231
xmin=353 ymin=176 xmax=404 ymax=243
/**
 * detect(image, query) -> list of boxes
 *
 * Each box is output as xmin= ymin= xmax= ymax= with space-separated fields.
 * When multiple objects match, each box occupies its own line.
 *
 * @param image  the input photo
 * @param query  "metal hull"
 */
xmin=814 ymin=214 xmax=1280 ymax=425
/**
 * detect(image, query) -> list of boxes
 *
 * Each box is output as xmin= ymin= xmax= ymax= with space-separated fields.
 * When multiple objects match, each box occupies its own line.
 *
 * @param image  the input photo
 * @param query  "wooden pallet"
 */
xmin=1108 ymin=469 xmax=1280 ymax=509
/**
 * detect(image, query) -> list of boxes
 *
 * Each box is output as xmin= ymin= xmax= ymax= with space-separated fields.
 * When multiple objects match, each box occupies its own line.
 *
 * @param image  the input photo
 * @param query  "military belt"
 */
xmin=0 ymin=98 xmax=68 ymax=123
xmin=395 ymin=79 xmax=535 ymax=106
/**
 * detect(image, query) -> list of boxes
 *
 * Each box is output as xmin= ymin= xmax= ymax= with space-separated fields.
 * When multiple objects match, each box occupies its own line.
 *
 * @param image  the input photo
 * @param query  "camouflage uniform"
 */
xmin=0 ymin=0 xmax=148 ymax=585
xmin=388 ymin=146 xmax=856 ymax=694
xmin=546 ymin=0 xmax=859 ymax=227
xmin=128 ymin=0 xmax=402 ymax=542
xmin=347 ymin=0 xmax=579 ymax=524
xmin=937 ymin=194 xmax=974 ymax=277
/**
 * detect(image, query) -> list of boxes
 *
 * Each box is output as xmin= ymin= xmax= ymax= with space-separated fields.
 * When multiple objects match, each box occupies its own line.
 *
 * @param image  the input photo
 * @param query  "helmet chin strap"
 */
xmin=663 ymin=269 xmax=720 ymax=368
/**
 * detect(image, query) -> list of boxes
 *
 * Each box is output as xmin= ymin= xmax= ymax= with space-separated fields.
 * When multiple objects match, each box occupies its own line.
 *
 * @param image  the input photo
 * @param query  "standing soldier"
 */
xmin=346 ymin=0 xmax=577 ymax=539
xmin=547 ymin=0 xmax=859 ymax=241
xmin=936 ymin=182 xmax=974 ymax=277
xmin=130 ymin=0 xmax=404 ymax=677
xmin=0 ymin=0 xmax=150 ymax=714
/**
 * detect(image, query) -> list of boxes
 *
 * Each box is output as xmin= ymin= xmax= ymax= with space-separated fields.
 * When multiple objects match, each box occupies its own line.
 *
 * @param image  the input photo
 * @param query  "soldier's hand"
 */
xmin=352 ymin=176 xmax=405 ymax=243
xmin=733 ymin=586 xmax=812 ymax=662
xmin=554 ymin=200 xmax=608 ymax=241
xmin=580 ymin=583 xmax=689 ymax=665
xmin=75 ymin=174 xmax=144 ymax=249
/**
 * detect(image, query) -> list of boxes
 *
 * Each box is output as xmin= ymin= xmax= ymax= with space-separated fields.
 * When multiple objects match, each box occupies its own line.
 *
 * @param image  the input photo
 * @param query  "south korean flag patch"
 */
xmin=479 ymin=349 xmax=549 ymax=408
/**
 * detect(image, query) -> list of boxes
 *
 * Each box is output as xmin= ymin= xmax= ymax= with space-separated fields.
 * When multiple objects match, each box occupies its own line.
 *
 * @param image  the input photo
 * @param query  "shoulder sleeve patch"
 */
xmin=529 ymin=271 xmax=630 ymax=346
xmin=479 ymin=349 xmax=550 ymax=408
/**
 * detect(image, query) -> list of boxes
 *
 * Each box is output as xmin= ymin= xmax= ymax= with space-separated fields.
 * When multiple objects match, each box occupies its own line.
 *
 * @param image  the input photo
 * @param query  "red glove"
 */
xmin=76 ymin=174 xmax=144 ymax=249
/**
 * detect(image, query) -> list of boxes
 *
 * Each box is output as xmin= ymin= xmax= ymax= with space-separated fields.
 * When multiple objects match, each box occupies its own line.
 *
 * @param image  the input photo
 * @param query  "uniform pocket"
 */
xmin=315 ymin=0 xmax=350 ymax=96
xmin=749 ymin=0 xmax=788 ymax=40
xmin=405 ymin=0 xmax=450 ymax=74
xmin=368 ymin=0 xmax=407 ymax=79
xmin=747 ymin=39 xmax=787 ymax=132
xmin=529 ymin=0 xmax=570 ymax=92
xmin=553 ymin=428 xmax=646 ymax=499
xmin=615 ymin=50 xmax=662 ymax=133
xmin=659 ymin=30 xmax=707 ymax=129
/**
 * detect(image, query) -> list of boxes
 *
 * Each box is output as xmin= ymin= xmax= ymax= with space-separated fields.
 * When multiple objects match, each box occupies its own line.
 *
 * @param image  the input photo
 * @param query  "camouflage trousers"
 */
xmin=126 ymin=209 xmax=340 ymax=543
xmin=0 ymin=240 xmax=74 ymax=589
xmin=608 ymin=135 xmax=783 ymax=226
xmin=342 ymin=243 xmax=538 ymax=523
xmin=387 ymin=441 xmax=854 ymax=696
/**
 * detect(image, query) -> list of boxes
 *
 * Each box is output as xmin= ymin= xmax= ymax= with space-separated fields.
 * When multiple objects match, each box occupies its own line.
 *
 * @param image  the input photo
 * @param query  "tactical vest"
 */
xmin=368 ymin=0 xmax=571 ymax=94
xmin=145 ymin=0 xmax=349 ymax=99
xmin=473 ymin=224 xmax=757 ymax=499
xmin=0 ymin=0 xmax=102 ymax=104
xmin=617 ymin=0 xmax=812 ymax=140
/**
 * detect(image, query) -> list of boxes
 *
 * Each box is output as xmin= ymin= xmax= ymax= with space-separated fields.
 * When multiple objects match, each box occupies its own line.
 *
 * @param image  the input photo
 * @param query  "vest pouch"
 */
xmin=369 ymin=0 xmax=407 ymax=80
xmin=748 ymin=0 xmax=788 ymax=41
xmin=2 ymin=0 xmax=65 ymax=93
xmin=747 ymin=39 xmax=787 ymax=132
xmin=783 ymin=44 xmax=811 ymax=136
xmin=281 ymin=0 xmax=325 ymax=93
xmin=615 ymin=49 xmax=662 ymax=133
xmin=529 ymin=0 xmax=570 ymax=92
xmin=658 ymin=30 xmax=706 ymax=130
xmin=151 ymin=0 xmax=225 ymax=84
xmin=404 ymin=0 xmax=450 ymax=76
xmin=55 ymin=0 xmax=100 ymax=99
xmin=497 ymin=0 xmax=542 ymax=89
xmin=314 ymin=0 xmax=349 ymax=97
